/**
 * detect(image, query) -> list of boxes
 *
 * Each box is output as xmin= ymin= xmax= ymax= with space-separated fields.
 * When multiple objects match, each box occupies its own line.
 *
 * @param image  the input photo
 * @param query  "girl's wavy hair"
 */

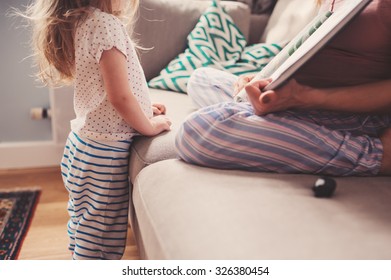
xmin=16 ymin=0 xmax=139 ymax=86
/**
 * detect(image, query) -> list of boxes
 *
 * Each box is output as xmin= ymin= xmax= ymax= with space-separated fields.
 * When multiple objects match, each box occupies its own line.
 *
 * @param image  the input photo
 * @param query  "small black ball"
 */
xmin=312 ymin=177 xmax=337 ymax=198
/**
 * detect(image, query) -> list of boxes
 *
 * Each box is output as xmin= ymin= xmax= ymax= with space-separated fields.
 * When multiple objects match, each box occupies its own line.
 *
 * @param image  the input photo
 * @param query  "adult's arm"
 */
xmin=246 ymin=78 xmax=391 ymax=115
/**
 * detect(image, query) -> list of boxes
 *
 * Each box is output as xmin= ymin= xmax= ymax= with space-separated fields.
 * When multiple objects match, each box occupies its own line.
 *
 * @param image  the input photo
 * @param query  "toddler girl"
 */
xmin=22 ymin=0 xmax=171 ymax=259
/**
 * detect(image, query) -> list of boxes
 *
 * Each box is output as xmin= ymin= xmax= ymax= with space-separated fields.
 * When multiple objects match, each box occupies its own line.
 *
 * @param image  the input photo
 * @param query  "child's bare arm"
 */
xmin=99 ymin=47 xmax=171 ymax=136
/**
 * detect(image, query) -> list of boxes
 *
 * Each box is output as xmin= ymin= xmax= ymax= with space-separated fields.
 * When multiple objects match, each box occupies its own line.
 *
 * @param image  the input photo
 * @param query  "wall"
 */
xmin=0 ymin=0 xmax=52 ymax=143
xmin=0 ymin=0 xmax=66 ymax=169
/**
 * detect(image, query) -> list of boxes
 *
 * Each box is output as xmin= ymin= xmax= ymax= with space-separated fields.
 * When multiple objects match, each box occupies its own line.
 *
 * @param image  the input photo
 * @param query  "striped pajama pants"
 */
xmin=61 ymin=132 xmax=131 ymax=260
xmin=175 ymin=67 xmax=391 ymax=176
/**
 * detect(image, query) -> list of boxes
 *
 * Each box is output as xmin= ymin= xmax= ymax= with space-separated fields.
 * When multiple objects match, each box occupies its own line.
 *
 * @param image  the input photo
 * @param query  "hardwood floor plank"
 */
xmin=0 ymin=167 xmax=140 ymax=260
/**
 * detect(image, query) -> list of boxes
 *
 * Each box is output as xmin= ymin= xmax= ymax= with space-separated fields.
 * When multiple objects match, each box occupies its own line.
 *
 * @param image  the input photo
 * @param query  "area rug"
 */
xmin=0 ymin=187 xmax=41 ymax=260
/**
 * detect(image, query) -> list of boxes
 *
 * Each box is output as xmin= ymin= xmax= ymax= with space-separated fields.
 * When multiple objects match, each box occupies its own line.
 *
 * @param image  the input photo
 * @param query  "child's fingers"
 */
xmin=152 ymin=106 xmax=161 ymax=115
xmin=152 ymin=104 xmax=166 ymax=114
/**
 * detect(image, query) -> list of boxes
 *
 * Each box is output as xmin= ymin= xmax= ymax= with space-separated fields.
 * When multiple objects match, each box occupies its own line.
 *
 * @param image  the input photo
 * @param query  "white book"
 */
xmin=234 ymin=0 xmax=372 ymax=102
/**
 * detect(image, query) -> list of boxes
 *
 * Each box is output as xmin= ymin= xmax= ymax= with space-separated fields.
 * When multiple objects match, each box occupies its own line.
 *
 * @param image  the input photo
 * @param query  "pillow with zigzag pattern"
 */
xmin=148 ymin=0 xmax=283 ymax=93
xmin=148 ymin=0 xmax=245 ymax=93
xmin=226 ymin=42 xmax=284 ymax=76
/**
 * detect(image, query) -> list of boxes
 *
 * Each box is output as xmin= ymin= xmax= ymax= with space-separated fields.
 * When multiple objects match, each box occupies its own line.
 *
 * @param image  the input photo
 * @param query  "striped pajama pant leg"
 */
xmin=187 ymin=67 xmax=237 ymax=108
xmin=61 ymin=132 xmax=131 ymax=260
xmin=181 ymin=67 xmax=390 ymax=176
xmin=176 ymin=101 xmax=390 ymax=176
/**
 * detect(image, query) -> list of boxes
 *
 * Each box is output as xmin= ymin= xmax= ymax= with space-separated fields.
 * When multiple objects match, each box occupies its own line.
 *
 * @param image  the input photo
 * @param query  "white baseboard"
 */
xmin=0 ymin=141 xmax=64 ymax=170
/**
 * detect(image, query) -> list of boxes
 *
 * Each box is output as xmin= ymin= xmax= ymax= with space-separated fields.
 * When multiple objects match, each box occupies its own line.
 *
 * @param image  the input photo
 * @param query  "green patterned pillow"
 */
xmin=148 ymin=0 xmax=284 ymax=93
xmin=148 ymin=0 xmax=246 ymax=93
xmin=226 ymin=42 xmax=285 ymax=76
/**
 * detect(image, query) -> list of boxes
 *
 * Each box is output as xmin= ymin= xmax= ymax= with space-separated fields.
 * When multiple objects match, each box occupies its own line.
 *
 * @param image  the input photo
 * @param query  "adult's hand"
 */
xmin=233 ymin=74 xmax=256 ymax=96
xmin=245 ymin=79 xmax=306 ymax=115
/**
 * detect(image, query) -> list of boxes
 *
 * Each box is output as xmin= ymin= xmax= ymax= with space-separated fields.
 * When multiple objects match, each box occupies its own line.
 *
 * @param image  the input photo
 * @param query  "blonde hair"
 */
xmin=16 ymin=0 xmax=139 ymax=86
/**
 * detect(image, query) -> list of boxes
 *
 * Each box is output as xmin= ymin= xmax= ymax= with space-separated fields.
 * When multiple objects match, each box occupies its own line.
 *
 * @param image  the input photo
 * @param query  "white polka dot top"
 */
xmin=71 ymin=8 xmax=152 ymax=141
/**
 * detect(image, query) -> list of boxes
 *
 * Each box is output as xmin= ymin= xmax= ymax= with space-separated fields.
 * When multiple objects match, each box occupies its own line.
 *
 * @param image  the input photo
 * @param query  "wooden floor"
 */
xmin=0 ymin=167 xmax=140 ymax=260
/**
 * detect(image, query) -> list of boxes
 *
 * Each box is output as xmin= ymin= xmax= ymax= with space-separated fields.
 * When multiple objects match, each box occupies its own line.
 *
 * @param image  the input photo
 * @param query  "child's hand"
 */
xmin=152 ymin=103 xmax=166 ymax=115
xmin=149 ymin=115 xmax=171 ymax=136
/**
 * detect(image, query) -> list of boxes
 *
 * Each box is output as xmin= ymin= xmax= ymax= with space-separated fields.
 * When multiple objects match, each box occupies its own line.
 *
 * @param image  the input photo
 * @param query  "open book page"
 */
xmin=234 ymin=0 xmax=372 ymax=103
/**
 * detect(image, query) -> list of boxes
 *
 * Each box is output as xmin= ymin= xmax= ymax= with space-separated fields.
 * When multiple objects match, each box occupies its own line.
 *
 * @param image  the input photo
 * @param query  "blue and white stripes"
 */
xmin=61 ymin=132 xmax=132 ymax=260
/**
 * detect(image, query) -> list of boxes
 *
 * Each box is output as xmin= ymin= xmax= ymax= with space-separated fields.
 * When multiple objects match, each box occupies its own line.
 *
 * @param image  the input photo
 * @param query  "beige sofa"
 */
xmin=128 ymin=0 xmax=391 ymax=259
xmin=53 ymin=0 xmax=391 ymax=259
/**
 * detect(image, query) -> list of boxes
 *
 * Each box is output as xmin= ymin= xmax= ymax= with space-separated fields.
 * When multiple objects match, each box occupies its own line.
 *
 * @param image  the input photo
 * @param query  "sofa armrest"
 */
xmin=134 ymin=0 xmax=251 ymax=81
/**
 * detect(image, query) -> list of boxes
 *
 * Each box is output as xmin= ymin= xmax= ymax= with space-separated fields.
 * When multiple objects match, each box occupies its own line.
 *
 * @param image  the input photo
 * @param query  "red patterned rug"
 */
xmin=0 ymin=188 xmax=40 ymax=260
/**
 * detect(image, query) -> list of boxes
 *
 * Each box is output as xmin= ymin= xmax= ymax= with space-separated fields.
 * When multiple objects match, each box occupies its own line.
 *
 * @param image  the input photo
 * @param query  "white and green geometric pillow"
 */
xmin=226 ymin=42 xmax=285 ymax=76
xmin=148 ymin=0 xmax=247 ymax=93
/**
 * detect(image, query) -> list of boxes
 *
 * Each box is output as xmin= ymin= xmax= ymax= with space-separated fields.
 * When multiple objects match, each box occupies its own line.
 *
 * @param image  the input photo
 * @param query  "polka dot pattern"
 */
xmin=71 ymin=8 xmax=152 ymax=141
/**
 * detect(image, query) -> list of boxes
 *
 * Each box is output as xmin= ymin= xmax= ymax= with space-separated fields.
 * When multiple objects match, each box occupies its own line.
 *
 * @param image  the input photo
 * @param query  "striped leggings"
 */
xmin=61 ymin=132 xmax=131 ymax=260
xmin=175 ymin=67 xmax=391 ymax=176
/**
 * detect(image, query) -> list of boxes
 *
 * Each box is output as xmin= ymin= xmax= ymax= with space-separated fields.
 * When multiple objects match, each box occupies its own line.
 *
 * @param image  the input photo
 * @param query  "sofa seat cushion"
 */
xmin=128 ymin=89 xmax=197 ymax=182
xmin=132 ymin=159 xmax=391 ymax=259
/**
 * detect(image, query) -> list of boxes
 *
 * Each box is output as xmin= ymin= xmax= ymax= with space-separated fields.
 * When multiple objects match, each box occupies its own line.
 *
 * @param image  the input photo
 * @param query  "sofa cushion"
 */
xmin=128 ymin=89 xmax=197 ymax=183
xmin=260 ymin=0 xmax=319 ymax=43
xmin=135 ymin=0 xmax=251 ymax=81
xmin=248 ymin=13 xmax=271 ymax=44
xmin=251 ymin=0 xmax=277 ymax=14
xmin=132 ymin=159 xmax=391 ymax=259
xmin=148 ymin=0 xmax=247 ymax=93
